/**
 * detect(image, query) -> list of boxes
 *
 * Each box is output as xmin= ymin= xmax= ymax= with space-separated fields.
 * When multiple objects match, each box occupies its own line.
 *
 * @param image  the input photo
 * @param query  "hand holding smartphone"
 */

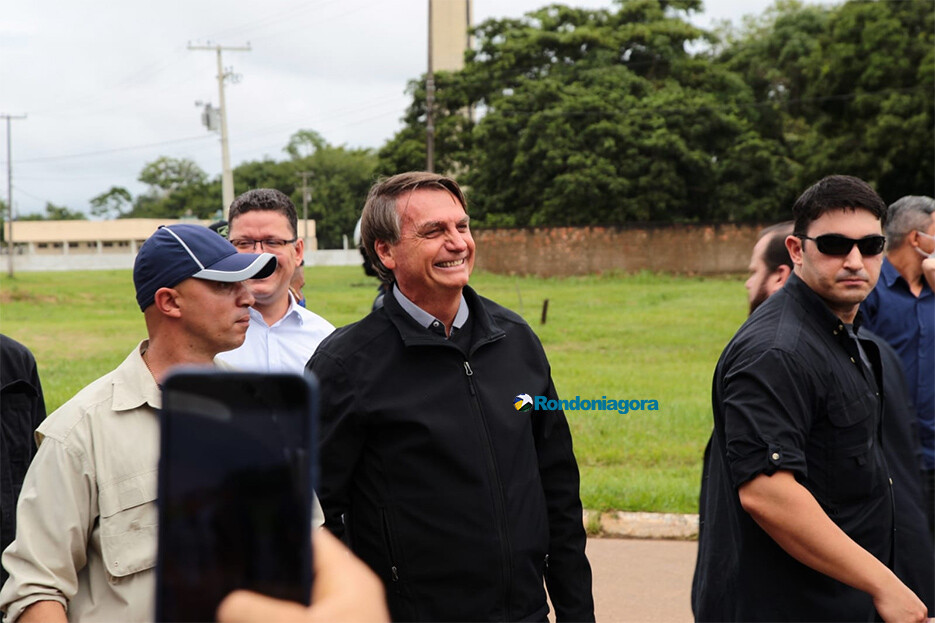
xmin=155 ymin=370 xmax=318 ymax=622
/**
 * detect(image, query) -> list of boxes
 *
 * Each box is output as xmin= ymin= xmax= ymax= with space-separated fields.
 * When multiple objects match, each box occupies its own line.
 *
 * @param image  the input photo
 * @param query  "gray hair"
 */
xmin=886 ymin=196 xmax=935 ymax=249
xmin=360 ymin=172 xmax=467 ymax=284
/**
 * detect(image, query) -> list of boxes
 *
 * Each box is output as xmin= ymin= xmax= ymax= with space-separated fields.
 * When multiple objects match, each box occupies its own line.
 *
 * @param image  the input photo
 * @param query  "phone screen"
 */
xmin=155 ymin=370 xmax=317 ymax=622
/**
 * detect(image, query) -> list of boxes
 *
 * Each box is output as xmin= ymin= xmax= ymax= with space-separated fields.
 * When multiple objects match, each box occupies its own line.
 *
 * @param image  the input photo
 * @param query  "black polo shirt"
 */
xmin=692 ymin=273 xmax=894 ymax=622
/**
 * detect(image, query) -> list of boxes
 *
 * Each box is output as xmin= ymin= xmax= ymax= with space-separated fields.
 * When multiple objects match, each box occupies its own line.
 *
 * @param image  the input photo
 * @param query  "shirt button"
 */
xmin=850 ymin=357 xmax=856 ymax=363
xmin=771 ymin=452 xmax=780 ymax=461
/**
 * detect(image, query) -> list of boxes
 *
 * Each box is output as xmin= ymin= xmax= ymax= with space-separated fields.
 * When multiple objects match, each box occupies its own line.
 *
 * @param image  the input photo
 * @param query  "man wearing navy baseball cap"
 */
xmin=0 ymin=224 xmax=276 ymax=623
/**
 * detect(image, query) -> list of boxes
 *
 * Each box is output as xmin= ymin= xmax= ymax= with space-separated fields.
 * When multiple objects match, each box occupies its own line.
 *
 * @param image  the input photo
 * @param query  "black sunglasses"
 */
xmin=797 ymin=233 xmax=886 ymax=256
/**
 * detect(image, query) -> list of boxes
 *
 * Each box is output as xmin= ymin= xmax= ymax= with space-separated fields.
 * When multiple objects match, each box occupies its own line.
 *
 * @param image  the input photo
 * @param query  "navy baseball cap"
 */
xmin=133 ymin=224 xmax=277 ymax=311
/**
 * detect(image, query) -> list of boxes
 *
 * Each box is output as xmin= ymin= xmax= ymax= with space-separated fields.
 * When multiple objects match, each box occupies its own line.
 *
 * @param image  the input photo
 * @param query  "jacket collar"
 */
xmin=384 ymin=285 xmax=505 ymax=349
xmin=392 ymin=284 xmax=469 ymax=333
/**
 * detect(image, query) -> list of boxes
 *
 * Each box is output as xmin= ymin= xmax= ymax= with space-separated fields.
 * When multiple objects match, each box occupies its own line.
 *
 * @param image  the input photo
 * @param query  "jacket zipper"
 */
xmin=381 ymin=509 xmax=400 ymax=583
xmin=463 ymin=360 xmax=514 ymax=619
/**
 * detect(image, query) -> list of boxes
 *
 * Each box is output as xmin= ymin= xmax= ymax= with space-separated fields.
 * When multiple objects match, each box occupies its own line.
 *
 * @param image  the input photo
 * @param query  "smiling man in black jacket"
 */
xmin=307 ymin=172 xmax=594 ymax=622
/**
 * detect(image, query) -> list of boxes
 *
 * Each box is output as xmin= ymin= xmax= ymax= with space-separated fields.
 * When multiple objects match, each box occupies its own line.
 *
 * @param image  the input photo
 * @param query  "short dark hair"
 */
xmin=885 ymin=195 xmax=935 ymax=249
xmin=228 ymin=189 xmax=298 ymax=237
xmin=758 ymin=221 xmax=794 ymax=273
xmin=792 ymin=175 xmax=887 ymax=237
xmin=360 ymin=172 xmax=467 ymax=284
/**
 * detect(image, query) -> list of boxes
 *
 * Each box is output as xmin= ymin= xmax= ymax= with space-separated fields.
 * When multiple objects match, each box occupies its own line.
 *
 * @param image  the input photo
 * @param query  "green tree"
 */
xmin=233 ymin=130 xmax=377 ymax=248
xmin=378 ymin=0 xmax=796 ymax=225
xmin=284 ymin=129 xmax=328 ymax=160
xmin=282 ymin=130 xmax=377 ymax=248
xmin=89 ymin=186 xmax=133 ymax=219
xmin=719 ymin=0 xmax=934 ymax=202
xmin=19 ymin=202 xmax=88 ymax=221
xmin=234 ymin=158 xmax=299 ymax=197
xmin=376 ymin=69 xmax=476 ymax=177
xmin=798 ymin=0 xmax=934 ymax=201
xmin=296 ymin=145 xmax=377 ymax=249
xmin=138 ymin=156 xmax=207 ymax=196
xmin=130 ymin=157 xmax=215 ymax=219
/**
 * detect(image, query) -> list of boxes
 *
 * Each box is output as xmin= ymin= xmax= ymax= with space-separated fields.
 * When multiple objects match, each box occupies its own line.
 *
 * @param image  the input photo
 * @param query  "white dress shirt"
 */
xmin=216 ymin=295 xmax=335 ymax=373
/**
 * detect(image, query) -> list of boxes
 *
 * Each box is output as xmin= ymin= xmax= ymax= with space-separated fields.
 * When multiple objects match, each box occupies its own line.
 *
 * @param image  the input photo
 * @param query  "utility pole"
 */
xmin=2 ymin=113 xmax=26 ymax=279
xmin=188 ymin=42 xmax=251 ymax=218
xmin=425 ymin=0 xmax=435 ymax=173
xmin=296 ymin=171 xmax=314 ymax=247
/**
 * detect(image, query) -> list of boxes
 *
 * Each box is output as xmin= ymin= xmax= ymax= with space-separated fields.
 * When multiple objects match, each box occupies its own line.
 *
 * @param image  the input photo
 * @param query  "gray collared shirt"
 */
xmin=392 ymin=284 xmax=469 ymax=337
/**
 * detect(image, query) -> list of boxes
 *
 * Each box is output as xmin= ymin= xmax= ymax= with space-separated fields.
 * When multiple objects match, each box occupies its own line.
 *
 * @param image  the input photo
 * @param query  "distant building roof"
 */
xmin=5 ymin=217 xmax=316 ymax=244
xmin=4 ymin=219 xmax=210 ymax=243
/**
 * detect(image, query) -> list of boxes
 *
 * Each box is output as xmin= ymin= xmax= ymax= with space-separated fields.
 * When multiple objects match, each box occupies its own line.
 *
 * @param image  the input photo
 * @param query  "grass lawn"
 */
xmin=0 ymin=266 xmax=748 ymax=514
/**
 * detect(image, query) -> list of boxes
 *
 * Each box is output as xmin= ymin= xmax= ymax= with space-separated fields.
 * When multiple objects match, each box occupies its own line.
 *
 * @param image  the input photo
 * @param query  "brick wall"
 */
xmin=473 ymin=223 xmax=765 ymax=277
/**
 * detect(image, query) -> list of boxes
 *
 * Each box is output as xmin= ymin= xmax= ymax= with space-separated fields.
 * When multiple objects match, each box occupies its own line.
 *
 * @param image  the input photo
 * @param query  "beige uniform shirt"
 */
xmin=0 ymin=342 xmax=325 ymax=622
xmin=0 ymin=342 xmax=160 ymax=622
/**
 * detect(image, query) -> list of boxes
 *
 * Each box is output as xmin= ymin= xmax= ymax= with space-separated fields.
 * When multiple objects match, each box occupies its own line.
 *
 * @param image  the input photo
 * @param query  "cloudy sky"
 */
xmin=2 ymin=0 xmax=780 ymax=218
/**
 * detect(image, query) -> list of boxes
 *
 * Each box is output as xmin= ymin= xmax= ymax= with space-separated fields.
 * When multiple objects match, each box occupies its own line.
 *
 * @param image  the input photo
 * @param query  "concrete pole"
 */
xmin=3 ymin=114 xmax=26 ymax=278
xmin=426 ymin=0 xmax=435 ymax=173
xmin=297 ymin=171 xmax=313 ymax=247
xmin=216 ymin=46 xmax=235 ymax=217
xmin=188 ymin=43 xmax=250 ymax=219
xmin=5 ymin=116 xmax=12 ymax=278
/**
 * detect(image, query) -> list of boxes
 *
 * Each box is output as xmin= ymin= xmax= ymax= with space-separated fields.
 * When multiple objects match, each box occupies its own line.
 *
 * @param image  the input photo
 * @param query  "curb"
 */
xmin=584 ymin=509 xmax=699 ymax=540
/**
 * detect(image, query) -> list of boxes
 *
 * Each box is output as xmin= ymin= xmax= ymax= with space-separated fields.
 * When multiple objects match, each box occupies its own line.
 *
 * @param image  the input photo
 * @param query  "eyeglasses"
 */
xmin=230 ymin=238 xmax=297 ymax=251
xmin=796 ymin=233 xmax=886 ymax=256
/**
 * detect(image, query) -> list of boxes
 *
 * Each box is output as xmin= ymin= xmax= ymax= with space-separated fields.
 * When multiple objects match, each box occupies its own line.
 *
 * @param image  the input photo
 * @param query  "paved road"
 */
xmin=551 ymin=538 xmax=698 ymax=622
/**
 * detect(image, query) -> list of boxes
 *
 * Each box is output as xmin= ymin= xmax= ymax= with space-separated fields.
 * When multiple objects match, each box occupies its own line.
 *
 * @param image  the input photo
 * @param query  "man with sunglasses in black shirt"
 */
xmin=692 ymin=175 xmax=928 ymax=622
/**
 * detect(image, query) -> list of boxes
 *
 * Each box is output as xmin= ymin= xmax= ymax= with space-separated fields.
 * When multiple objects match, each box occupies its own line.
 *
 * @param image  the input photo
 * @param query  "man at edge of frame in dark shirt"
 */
xmin=0 ymin=336 xmax=46 ymax=587
xmin=691 ymin=175 xmax=927 ymax=622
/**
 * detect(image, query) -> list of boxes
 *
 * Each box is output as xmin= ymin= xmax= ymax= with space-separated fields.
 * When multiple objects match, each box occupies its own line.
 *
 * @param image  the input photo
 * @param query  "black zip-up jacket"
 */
xmin=307 ymin=286 xmax=594 ymax=622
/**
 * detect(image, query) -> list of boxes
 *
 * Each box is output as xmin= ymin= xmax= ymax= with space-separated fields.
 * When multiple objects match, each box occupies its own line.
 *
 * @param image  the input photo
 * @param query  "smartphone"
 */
xmin=155 ymin=370 xmax=318 ymax=622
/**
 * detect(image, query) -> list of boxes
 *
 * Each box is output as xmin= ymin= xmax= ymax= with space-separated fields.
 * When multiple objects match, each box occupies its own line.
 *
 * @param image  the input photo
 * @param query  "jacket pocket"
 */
xmin=98 ymin=470 xmax=158 ymax=579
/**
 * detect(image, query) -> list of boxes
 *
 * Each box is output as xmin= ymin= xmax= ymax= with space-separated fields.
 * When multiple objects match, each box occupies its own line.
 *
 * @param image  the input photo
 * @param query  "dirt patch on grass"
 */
xmin=0 ymin=290 xmax=58 ymax=305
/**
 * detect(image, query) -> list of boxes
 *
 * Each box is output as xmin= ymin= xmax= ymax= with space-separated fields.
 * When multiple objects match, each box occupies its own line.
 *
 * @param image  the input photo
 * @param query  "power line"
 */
xmin=28 ymin=48 xmax=194 ymax=118
xmin=11 ymin=184 xmax=54 ymax=205
xmin=16 ymin=134 xmax=214 ymax=164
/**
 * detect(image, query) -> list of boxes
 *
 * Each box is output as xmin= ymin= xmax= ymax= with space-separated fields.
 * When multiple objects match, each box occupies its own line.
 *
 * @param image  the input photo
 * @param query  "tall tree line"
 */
xmin=378 ymin=0 xmax=933 ymax=226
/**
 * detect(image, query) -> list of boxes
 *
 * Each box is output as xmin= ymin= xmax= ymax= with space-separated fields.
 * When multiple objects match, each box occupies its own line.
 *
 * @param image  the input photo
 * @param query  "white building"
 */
xmin=0 ymin=218 xmax=340 ymax=272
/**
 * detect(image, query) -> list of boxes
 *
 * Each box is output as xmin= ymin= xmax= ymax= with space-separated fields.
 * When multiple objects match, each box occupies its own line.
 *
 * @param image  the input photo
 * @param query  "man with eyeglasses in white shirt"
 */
xmin=216 ymin=189 xmax=334 ymax=373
